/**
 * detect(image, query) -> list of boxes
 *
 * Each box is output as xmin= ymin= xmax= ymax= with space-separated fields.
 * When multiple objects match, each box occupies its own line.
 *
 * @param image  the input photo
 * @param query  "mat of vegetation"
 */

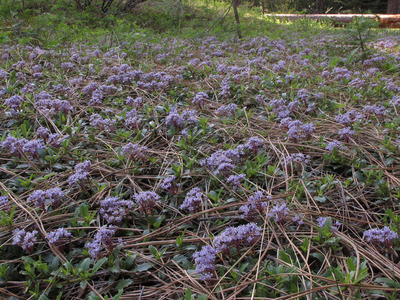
xmin=1 ymin=13 xmax=400 ymax=299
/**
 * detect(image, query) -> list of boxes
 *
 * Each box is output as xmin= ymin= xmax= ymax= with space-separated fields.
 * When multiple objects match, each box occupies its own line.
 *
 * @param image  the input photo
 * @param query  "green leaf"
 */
xmin=149 ymin=245 xmax=158 ymax=258
xmin=184 ymin=287 xmax=192 ymax=300
xmin=116 ymin=279 xmax=133 ymax=290
xmin=79 ymin=203 xmax=89 ymax=218
xmin=385 ymin=157 xmax=395 ymax=166
xmin=314 ymin=196 xmax=327 ymax=203
xmin=354 ymin=171 xmax=365 ymax=182
xmin=80 ymin=280 xmax=87 ymax=289
xmin=310 ymin=253 xmax=325 ymax=262
xmin=134 ymin=263 xmax=152 ymax=272
xmin=92 ymin=257 xmax=108 ymax=273
xmin=113 ymin=289 xmax=123 ymax=300
xmin=330 ymin=266 xmax=345 ymax=282
xmin=172 ymin=254 xmax=193 ymax=269
xmin=79 ymin=258 xmax=91 ymax=273
xmin=353 ymin=270 xmax=369 ymax=284
xmin=300 ymin=238 xmax=310 ymax=253
xmin=108 ymin=265 xmax=120 ymax=273
xmin=278 ymin=250 xmax=291 ymax=264
xmin=347 ymin=257 xmax=356 ymax=272
xmin=375 ymin=277 xmax=400 ymax=288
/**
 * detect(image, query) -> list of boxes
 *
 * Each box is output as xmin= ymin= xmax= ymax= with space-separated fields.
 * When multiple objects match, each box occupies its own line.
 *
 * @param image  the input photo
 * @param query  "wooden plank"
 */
xmin=264 ymin=14 xmax=400 ymax=27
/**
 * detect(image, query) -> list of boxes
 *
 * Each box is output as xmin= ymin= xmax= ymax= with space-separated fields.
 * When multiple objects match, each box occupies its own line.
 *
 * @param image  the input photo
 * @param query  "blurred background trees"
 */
xmin=2 ymin=0 xmax=398 ymax=14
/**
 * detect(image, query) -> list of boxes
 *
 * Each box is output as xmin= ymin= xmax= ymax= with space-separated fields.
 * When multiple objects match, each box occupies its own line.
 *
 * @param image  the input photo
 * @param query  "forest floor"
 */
xmin=1 ymin=2 xmax=400 ymax=299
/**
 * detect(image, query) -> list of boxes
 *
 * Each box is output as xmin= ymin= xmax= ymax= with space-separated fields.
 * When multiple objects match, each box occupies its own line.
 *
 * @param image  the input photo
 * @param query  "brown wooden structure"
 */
xmin=264 ymin=14 xmax=400 ymax=28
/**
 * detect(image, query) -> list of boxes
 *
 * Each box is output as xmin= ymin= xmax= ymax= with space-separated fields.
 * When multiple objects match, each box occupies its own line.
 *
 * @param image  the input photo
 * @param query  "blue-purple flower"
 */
xmin=133 ymin=191 xmax=160 ymax=214
xmin=317 ymin=217 xmax=341 ymax=231
xmin=192 ymin=92 xmax=209 ymax=108
xmin=268 ymin=203 xmax=289 ymax=224
xmin=193 ymin=245 xmax=217 ymax=281
xmin=67 ymin=160 xmax=91 ymax=187
xmin=47 ymin=228 xmax=72 ymax=248
xmin=240 ymin=191 xmax=269 ymax=219
xmin=99 ymin=196 xmax=134 ymax=224
xmin=213 ymin=222 xmax=261 ymax=253
xmin=226 ymin=174 xmax=245 ymax=192
xmin=160 ymin=176 xmax=180 ymax=194
xmin=180 ymin=187 xmax=204 ymax=213
xmin=364 ymin=226 xmax=398 ymax=248
xmin=12 ymin=228 xmax=38 ymax=253
xmin=86 ymin=225 xmax=119 ymax=260
xmin=121 ymin=143 xmax=147 ymax=160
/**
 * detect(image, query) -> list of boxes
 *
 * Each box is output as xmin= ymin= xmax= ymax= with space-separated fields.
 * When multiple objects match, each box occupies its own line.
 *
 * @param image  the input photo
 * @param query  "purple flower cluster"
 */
xmin=363 ymin=105 xmax=387 ymax=117
xmin=133 ymin=191 xmax=160 ymax=214
xmin=268 ymin=203 xmax=289 ymax=224
xmin=124 ymin=109 xmax=142 ymax=129
xmin=134 ymin=71 xmax=175 ymax=91
xmin=284 ymin=153 xmax=311 ymax=167
xmin=36 ymin=127 xmax=50 ymax=140
xmin=99 ymin=196 xmax=134 ymax=224
xmin=213 ymin=222 xmax=261 ymax=253
xmin=292 ymin=214 xmax=304 ymax=225
xmin=392 ymin=96 xmax=400 ymax=107
xmin=335 ymin=110 xmax=365 ymax=126
xmin=270 ymin=98 xmax=291 ymax=119
xmin=160 ymin=176 xmax=180 ymax=194
xmin=86 ymin=225 xmax=118 ymax=259
xmin=216 ymin=103 xmax=238 ymax=117
xmin=280 ymin=119 xmax=315 ymax=142
xmin=240 ymin=191 xmax=269 ymax=219
xmin=12 ymin=228 xmax=38 ymax=253
xmin=180 ymin=187 xmax=204 ymax=213
xmin=47 ymin=228 xmax=72 ymax=247
xmin=363 ymin=226 xmax=398 ymax=248
xmin=61 ymin=62 xmax=75 ymax=71
xmin=349 ymin=78 xmax=366 ymax=88
xmin=192 ymin=92 xmax=209 ymax=108
xmin=202 ymin=137 xmax=264 ymax=176
xmin=34 ymin=91 xmax=73 ymax=116
xmin=226 ymin=174 xmax=245 ymax=191
xmin=0 ymin=136 xmax=47 ymax=159
xmin=338 ymin=127 xmax=354 ymax=142
xmin=165 ymin=108 xmax=185 ymax=129
xmin=22 ymin=139 xmax=47 ymax=158
xmin=325 ymin=140 xmax=346 ymax=151
xmin=0 ymin=196 xmax=10 ymax=213
xmin=272 ymin=60 xmax=286 ymax=72
xmin=297 ymin=88 xmax=309 ymax=102
xmin=242 ymin=136 xmax=265 ymax=156
xmin=82 ymin=82 xmax=98 ymax=95
xmin=202 ymin=150 xmax=236 ymax=176
xmin=121 ymin=143 xmax=147 ymax=160
xmin=193 ymin=245 xmax=217 ymax=281
xmin=126 ymin=96 xmax=143 ymax=107
xmin=165 ymin=108 xmax=198 ymax=129
xmin=317 ymin=217 xmax=341 ymax=231
xmin=89 ymin=114 xmax=116 ymax=131
xmin=27 ymin=187 xmax=64 ymax=210
xmin=5 ymin=95 xmax=24 ymax=116
xmin=67 ymin=160 xmax=91 ymax=187
xmin=1 ymin=136 xmax=26 ymax=157
xmin=219 ymin=79 xmax=231 ymax=99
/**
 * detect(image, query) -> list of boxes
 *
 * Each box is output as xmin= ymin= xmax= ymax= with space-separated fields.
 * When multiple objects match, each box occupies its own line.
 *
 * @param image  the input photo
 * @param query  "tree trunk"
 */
xmin=316 ymin=0 xmax=324 ymax=13
xmin=387 ymin=0 xmax=400 ymax=14
xmin=232 ymin=0 xmax=242 ymax=39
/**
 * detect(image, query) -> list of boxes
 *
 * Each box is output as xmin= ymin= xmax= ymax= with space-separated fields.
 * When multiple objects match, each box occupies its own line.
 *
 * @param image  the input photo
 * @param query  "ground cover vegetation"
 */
xmin=1 ymin=0 xmax=400 ymax=299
